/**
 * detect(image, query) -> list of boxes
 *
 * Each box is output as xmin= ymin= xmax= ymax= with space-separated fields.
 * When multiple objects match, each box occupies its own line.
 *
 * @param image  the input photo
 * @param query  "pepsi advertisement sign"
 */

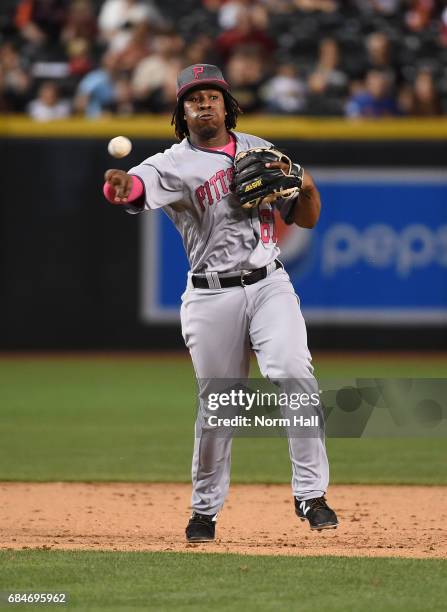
xmin=141 ymin=169 xmax=447 ymax=324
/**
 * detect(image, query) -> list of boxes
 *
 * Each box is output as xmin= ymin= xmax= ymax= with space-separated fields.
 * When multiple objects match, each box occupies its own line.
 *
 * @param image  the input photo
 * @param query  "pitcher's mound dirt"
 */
xmin=1 ymin=483 xmax=446 ymax=558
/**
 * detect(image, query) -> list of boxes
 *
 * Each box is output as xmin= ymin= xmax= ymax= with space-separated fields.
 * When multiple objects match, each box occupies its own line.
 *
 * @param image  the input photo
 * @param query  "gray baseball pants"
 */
xmin=180 ymin=266 xmax=329 ymax=515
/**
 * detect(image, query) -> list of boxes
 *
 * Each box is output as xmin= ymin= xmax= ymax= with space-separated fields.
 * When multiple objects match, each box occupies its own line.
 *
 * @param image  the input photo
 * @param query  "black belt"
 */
xmin=192 ymin=260 xmax=282 ymax=289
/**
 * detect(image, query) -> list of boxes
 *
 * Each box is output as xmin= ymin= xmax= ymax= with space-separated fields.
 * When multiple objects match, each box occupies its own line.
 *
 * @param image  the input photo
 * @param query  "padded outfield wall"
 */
xmin=0 ymin=116 xmax=446 ymax=350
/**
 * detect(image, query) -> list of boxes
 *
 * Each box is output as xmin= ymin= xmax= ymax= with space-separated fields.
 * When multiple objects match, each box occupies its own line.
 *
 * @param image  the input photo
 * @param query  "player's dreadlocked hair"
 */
xmin=171 ymin=90 xmax=242 ymax=141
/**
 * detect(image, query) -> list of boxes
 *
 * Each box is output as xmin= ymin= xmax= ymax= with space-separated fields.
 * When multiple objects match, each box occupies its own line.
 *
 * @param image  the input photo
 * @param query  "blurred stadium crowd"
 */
xmin=0 ymin=0 xmax=446 ymax=120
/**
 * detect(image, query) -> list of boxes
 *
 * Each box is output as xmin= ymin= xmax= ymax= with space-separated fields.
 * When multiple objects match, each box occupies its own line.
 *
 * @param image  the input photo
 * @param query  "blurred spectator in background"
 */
xmin=226 ymin=48 xmax=266 ymax=112
xmin=364 ymin=32 xmax=396 ymax=82
xmin=131 ymin=30 xmax=183 ymax=111
xmin=294 ymin=0 xmax=339 ymax=12
xmin=302 ymin=70 xmax=344 ymax=115
xmin=15 ymin=0 xmax=68 ymax=48
xmin=440 ymin=6 xmax=447 ymax=47
xmin=61 ymin=0 xmax=97 ymax=46
xmin=301 ymin=37 xmax=346 ymax=115
xmin=27 ymin=79 xmax=70 ymax=120
xmin=399 ymin=68 xmax=442 ymax=116
xmin=262 ymin=62 xmax=306 ymax=113
xmin=74 ymin=52 xmax=116 ymax=116
xmin=142 ymin=57 xmax=182 ymax=112
xmin=346 ymin=70 xmax=400 ymax=117
xmin=215 ymin=4 xmax=274 ymax=63
xmin=219 ymin=0 xmax=269 ymax=30
xmin=66 ymin=38 xmax=93 ymax=79
xmin=14 ymin=1 xmax=71 ymax=94
xmin=107 ymin=22 xmax=152 ymax=73
xmin=184 ymin=34 xmax=214 ymax=67
xmin=98 ymin=0 xmax=163 ymax=53
xmin=103 ymin=75 xmax=136 ymax=115
xmin=309 ymin=38 xmax=347 ymax=94
xmin=366 ymin=32 xmax=391 ymax=70
xmin=405 ymin=0 xmax=436 ymax=32
xmin=0 ymin=41 xmax=33 ymax=112
xmin=219 ymin=0 xmax=248 ymax=30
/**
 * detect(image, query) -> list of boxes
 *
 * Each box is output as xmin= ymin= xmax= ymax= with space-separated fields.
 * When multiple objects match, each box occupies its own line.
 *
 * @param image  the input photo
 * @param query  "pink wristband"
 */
xmin=103 ymin=175 xmax=144 ymax=204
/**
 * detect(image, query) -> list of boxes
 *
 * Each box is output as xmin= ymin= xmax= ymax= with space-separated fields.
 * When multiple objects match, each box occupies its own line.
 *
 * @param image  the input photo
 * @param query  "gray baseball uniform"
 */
xmin=128 ymin=130 xmax=329 ymax=514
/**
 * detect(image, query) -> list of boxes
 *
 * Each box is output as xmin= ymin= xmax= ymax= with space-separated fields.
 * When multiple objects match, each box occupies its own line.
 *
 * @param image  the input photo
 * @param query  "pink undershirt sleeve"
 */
xmin=103 ymin=175 xmax=144 ymax=205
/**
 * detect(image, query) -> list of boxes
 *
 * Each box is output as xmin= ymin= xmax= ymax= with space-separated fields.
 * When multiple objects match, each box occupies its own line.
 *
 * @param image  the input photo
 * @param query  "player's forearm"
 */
xmin=293 ymin=171 xmax=321 ymax=229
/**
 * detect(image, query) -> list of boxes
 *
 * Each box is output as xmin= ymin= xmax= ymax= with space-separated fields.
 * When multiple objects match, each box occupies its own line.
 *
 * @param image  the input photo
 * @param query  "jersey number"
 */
xmin=259 ymin=209 xmax=277 ymax=244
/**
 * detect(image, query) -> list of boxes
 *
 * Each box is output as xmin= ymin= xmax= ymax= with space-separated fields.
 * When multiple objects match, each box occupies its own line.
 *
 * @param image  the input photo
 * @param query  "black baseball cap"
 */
xmin=176 ymin=64 xmax=230 ymax=100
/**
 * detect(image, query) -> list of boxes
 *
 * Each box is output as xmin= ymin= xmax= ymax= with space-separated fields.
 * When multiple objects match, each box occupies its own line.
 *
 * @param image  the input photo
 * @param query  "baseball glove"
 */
xmin=233 ymin=147 xmax=304 ymax=209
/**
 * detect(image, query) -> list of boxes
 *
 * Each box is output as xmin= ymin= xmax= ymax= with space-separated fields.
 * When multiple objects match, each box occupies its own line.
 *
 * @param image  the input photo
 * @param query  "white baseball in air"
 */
xmin=107 ymin=136 xmax=132 ymax=158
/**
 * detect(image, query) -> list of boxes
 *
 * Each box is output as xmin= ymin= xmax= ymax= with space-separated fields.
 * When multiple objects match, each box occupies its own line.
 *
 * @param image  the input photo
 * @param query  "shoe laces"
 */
xmin=190 ymin=513 xmax=214 ymax=526
xmin=309 ymin=496 xmax=329 ymax=510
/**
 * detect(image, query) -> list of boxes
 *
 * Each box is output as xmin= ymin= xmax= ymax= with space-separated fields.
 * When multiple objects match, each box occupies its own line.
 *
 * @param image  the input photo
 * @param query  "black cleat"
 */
xmin=185 ymin=512 xmax=217 ymax=542
xmin=295 ymin=496 xmax=338 ymax=531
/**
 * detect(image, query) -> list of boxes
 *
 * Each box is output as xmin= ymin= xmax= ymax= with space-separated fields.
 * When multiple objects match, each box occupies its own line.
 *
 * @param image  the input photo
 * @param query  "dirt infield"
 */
xmin=1 ymin=483 xmax=446 ymax=558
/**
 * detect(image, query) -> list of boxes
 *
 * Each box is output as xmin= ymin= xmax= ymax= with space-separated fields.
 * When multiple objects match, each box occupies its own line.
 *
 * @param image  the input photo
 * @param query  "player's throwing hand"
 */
xmin=104 ymin=169 xmax=133 ymax=204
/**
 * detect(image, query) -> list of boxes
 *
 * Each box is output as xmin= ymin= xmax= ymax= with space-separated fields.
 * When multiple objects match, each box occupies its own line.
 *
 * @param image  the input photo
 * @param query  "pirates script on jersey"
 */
xmin=195 ymin=167 xmax=234 ymax=210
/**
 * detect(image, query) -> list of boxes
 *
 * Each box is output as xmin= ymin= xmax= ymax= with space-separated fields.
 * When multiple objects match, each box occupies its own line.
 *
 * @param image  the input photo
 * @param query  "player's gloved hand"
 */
xmin=232 ymin=147 xmax=304 ymax=209
xmin=104 ymin=169 xmax=133 ymax=204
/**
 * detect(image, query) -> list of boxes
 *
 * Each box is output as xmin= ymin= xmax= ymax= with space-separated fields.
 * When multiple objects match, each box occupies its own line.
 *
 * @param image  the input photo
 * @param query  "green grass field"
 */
xmin=0 ymin=355 xmax=445 ymax=483
xmin=0 ymin=354 xmax=446 ymax=610
xmin=1 ymin=550 xmax=446 ymax=611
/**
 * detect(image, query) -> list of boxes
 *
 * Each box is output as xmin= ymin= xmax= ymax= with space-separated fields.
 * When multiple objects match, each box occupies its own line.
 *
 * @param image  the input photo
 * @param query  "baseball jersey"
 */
xmin=128 ymin=131 xmax=281 ymax=274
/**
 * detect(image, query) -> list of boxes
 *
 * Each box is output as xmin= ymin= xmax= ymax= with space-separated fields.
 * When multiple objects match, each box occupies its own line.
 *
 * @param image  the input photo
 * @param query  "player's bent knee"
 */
xmin=267 ymin=358 xmax=315 ymax=381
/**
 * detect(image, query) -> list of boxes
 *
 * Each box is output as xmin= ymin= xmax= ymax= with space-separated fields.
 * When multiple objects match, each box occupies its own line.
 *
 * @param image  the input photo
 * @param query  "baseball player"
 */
xmin=103 ymin=64 xmax=338 ymax=543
